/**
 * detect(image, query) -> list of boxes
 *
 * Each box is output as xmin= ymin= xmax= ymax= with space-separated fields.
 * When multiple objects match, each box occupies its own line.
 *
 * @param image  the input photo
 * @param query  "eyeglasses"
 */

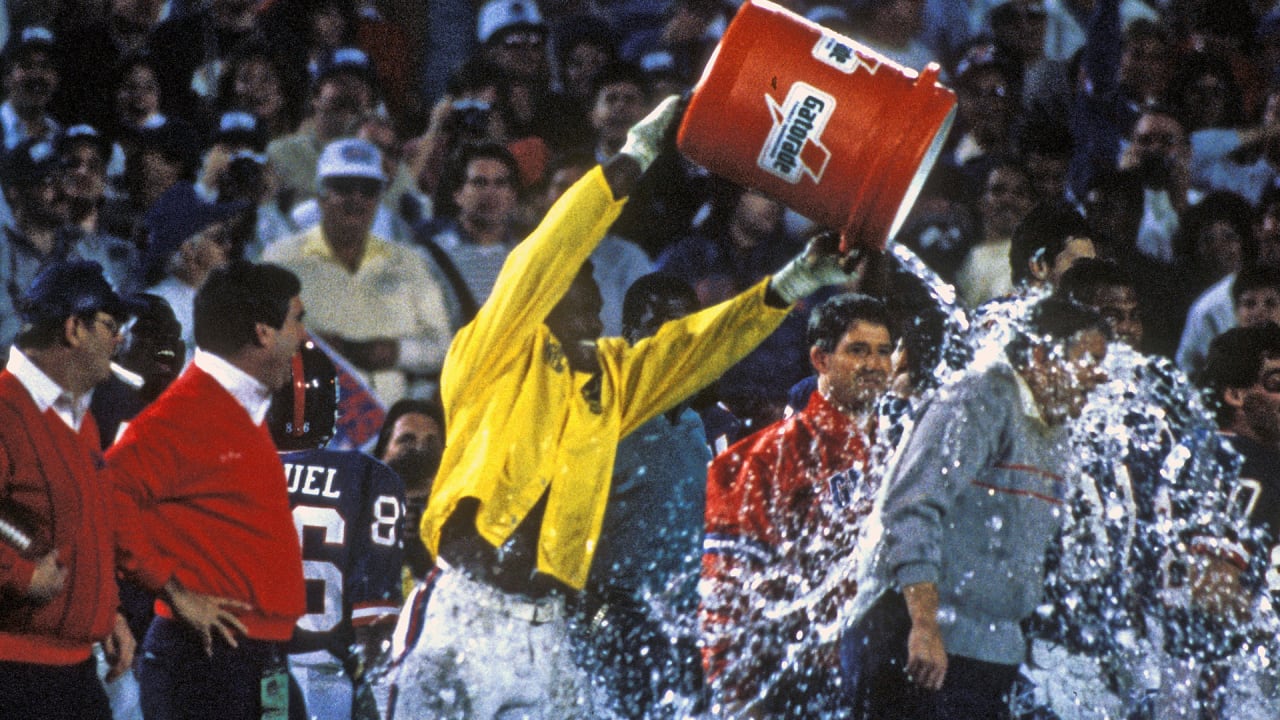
xmin=324 ymin=177 xmax=382 ymax=198
xmin=1260 ymin=371 xmax=1280 ymax=394
xmin=90 ymin=313 xmax=121 ymax=338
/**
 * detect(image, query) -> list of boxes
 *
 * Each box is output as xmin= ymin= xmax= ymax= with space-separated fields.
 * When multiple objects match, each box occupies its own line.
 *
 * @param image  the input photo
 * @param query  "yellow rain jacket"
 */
xmin=421 ymin=167 xmax=791 ymax=589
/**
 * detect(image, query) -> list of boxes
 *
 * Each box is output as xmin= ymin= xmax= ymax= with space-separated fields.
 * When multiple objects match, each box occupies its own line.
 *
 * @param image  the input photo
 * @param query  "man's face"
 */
xmin=487 ymin=26 xmax=549 ymax=81
xmin=5 ymin=49 xmax=58 ymax=111
xmin=1091 ymin=284 xmax=1143 ymax=349
xmin=313 ymin=75 xmax=373 ymax=133
xmin=78 ymin=311 xmax=126 ymax=389
xmin=1239 ymin=357 xmax=1280 ymax=445
xmin=563 ymin=41 xmax=610 ymax=100
xmin=8 ymin=167 xmax=63 ymax=230
xmin=382 ymin=412 xmax=444 ymax=494
xmin=383 ymin=412 xmax=443 ymax=464
xmin=811 ymin=320 xmax=894 ymax=413
xmin=980 ymin=166 xmax=1035 ymax=238
xmin=358 ymin=123 xmax=402 ymax=180
xmin=1027 ymin=328 xmax=1109 ymax=425
xmin=1197 ymin=220 xmax=1244 ymax=280
xmin=120 ymin=304 xmax=184 ymax=382
xmin=115 ymin=64 xmax=160 ymax=127
xmin=546 ymin=269 xmax=604 ymax=372
xmin=1129 ymin=112 xmax=1186 ymax=184
xmin=319 ymin=176 xmax=382 ymax=235
xmin=590 ymin=80 xmax=647 ymax=149
xmin=61 ymin=144 xmax=108 ymax=204
xmin=1237 ymin=288 xmax=1280 ymax=328
xmin=453 ymin=157 xmax=517 ymax=233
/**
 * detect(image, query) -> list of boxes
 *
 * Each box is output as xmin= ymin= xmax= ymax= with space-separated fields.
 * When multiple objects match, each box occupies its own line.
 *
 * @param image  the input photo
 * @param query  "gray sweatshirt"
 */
xmin=852 ymin=361 xmax=1073 ymax=666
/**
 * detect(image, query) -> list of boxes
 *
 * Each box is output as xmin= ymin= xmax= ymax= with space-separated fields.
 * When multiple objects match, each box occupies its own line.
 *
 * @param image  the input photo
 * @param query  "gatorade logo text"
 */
xmin=759 ymin=82 xmax=836 ymax=185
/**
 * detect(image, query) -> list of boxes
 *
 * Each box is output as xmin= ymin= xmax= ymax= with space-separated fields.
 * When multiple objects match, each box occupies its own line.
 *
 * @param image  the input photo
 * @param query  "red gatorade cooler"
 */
xmin=677 ymin=0 xmax=956 ymax=253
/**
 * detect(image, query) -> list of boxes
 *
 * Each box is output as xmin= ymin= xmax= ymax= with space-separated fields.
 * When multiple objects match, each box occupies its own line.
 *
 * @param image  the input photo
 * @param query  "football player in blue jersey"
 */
xmin=269 ymin=339 xmax=406 ymax=720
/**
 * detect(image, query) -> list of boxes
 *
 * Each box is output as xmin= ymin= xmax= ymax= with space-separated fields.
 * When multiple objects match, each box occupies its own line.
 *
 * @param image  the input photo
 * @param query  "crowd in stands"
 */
xmin=6 ymin=0 xmax=1280 ymax=718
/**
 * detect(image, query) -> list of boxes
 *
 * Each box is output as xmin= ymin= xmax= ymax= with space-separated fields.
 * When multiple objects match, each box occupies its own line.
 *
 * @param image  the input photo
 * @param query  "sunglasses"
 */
xmin=324 ymin=177 xmax=381 ymax=198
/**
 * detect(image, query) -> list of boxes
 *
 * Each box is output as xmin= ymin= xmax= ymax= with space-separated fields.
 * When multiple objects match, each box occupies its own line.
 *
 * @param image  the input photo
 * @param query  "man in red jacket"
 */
xmin=701 ymin=293 xmax=897 ymax=718
xmin=0 ymin=260 xmax=138 ymax=719
xmin=109 ymin=260 xmax=310 ymax=720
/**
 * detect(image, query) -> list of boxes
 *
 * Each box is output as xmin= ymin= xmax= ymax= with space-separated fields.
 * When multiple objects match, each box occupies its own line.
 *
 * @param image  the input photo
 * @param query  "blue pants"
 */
xmin=841 ymin=591 xmax=1018 ymax=720
xmin=0 ymin=657 xmax=112 ymax=720
xmin=138 ymin=616 xmax=306 ymax=720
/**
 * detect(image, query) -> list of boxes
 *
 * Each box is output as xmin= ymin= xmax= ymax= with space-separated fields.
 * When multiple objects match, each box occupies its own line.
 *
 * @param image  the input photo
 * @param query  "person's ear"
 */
xmin=254 ymin=320 xmax=274 ymax=349
xmin=810 ymin=345 xmax=829 ymax=375
xmin=63 ymin=315 xmax=84 ymax=348
xmin=1223 ymin=386 xmax=1248 ymax=411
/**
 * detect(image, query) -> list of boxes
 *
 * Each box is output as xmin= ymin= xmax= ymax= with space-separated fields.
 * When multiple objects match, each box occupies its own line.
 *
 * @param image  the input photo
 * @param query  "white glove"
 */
xmin=618 ymin=95 xmax=683 ymax=173
xmin=769 ymin=232 xmax=863 ymax=304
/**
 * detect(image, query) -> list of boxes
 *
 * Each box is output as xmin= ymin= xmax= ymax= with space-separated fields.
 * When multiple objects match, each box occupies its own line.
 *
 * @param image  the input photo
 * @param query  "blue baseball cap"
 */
xmin=20 ymin=259 xmax=143 ymax=327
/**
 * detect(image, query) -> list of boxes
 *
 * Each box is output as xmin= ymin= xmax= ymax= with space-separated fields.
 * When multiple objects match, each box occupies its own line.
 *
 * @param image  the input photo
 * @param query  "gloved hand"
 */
xmin=769 ymin=230 xmax=865 ymax=304
xmin=619 ymin=94 xmax=684 ymax=173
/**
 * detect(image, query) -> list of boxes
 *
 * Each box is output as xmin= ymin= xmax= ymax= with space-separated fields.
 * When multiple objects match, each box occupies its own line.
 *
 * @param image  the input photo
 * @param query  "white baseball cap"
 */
xmin=316 ymin=138 xmax=386 ymax=183
xmin=477 ymin=0 xmax=544 ymax=44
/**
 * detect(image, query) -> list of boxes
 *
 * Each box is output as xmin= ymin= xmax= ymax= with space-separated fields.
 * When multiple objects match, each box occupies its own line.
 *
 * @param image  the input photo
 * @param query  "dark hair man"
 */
xmin=1058 ymin=257 xmax=1143 ymax=350
xmin=374 ymin=398 xmax=444 ymax=585
xmin=109 ymin=261 xmax=311 ymax=720
xmin=704 ymin=293 xmax=896 ymax=717
xmin=844 ymin=297 xmax=1111 ymax=720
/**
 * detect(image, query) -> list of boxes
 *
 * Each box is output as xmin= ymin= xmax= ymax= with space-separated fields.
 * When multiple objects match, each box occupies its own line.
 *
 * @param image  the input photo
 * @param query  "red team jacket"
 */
xmin=701 ymin=390 xmax=879 ymax=702
xmin=108 ymin=366 xmax=305 ymax=641
xmin=0 ymin=371 xmax=118 ymax=665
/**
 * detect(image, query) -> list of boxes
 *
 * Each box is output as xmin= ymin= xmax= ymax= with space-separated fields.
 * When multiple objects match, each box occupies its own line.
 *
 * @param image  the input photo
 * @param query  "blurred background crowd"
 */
xmin=1 ymin=0 xmax=1279 ymax=429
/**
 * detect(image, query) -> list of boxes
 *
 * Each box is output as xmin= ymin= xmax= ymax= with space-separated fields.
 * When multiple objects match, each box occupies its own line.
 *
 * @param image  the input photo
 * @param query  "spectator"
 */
xmin=145 ymin=0 xmax=260 ymax=121
xmin=842 ymin=297 xmax=1110 ymax=719
xmin=1190 ymin=85 xmax=1280 ymax=206
xmin=1058 ymin=257 xmax=1144 ymax=350
xmin=0 ymin=138 xmax=67 ymax=350
xmin=390 ymin=97 xmax=862 ymax=718
xmin=0 ymin=260 xmax=138 ymax=720
xmin=1119 ymin=105 xmax=1193 ymax=267
xmin=574 ymin=273 xmax=710 ymax=719
xmin=406 ymin=58 xmax=513 ymax=197
xmin=289 ymin=113 xmax=425 ymax=244
xmin=1192 ymin=325 xmax=1280 ymax=715
xmin=110 ymin=52 xmax=166 ymax=139
xmin=109 ymin=260 xmax=309 ymax=720
xmin=416 ymin=142 xmax=523 ymax=324
xmin=702 ymin=293 xmax=894 ymax=718
xmin=1177 ymin=188 xmax=1280 ymax=373
xmin=656 ymin=183 xmax=810 ymax=426
xmin=1233 ymin=264 xmax=1280 ymax=331
xmin=942 ymin=40 xmax=1021 ymax=194
xmin=148 ymin=201 xmax=254 ymax=364
xmin=54 ymin=0 xmax=167 ymax=132
xmin=268 ymin=339 xmax=405 ymax=720
xmin=373 ymin=398 xmax=444 ymax=585
xmin=1 ymin=26 xmax=61 ymax=150
xmin=56 ymin=124 xmax=142 ymax=294
xmin=1007 ymin=199 xmax=1098 ymax=294
xmin=587 ymin=61 xmax=651 ymax=163
xmin=845 ymin=0 xmax=938 ymax=74
xmin=215 ymin=40 xmax=304 ymax=142
xmin=264 ymin=138 xmax=452 ymax=405
xmin=267 ymin=47 xmax=378 ymax=211
xmin=953 ymin=160 xmax=1036 ymax=308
